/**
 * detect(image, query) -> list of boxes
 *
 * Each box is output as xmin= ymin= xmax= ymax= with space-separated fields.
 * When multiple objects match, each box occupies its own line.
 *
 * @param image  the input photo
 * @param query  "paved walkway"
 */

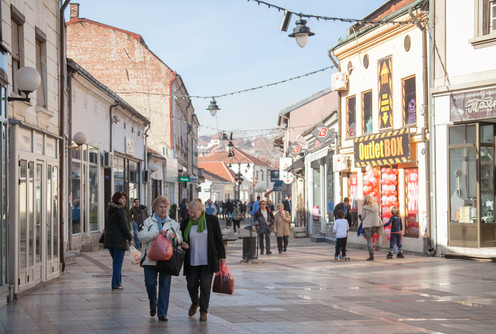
xmin=1 ymin=226 xmax=496 ymax=333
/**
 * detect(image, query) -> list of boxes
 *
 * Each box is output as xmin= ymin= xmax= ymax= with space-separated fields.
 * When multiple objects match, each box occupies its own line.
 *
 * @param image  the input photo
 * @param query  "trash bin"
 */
xmin=242 ymin=224 xmax=258 ymax=260
xmin=243 ymin=236 xmax=257 ymax=260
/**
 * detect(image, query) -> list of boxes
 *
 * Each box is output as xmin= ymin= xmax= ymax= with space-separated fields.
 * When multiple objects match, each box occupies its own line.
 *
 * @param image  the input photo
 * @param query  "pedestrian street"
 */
xmin=1 ymin=234 xmax=496 ymax=333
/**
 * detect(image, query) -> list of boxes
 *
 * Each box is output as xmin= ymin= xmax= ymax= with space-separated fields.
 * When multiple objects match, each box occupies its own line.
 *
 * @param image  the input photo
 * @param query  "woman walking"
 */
xmin=361 ymin=195 xmax=382 ymax=261
xmin=104 ymin=191 xmax=133 ymax=290
xmin=232 ymin=200 xmax=243 ymax=234
xmin=273 ymin=203 xmax=291 ymax=253
xmin=181 ymin=200 xmax=225 ymax=322
xmin=139 ymin=196 xmax=185 ymax=322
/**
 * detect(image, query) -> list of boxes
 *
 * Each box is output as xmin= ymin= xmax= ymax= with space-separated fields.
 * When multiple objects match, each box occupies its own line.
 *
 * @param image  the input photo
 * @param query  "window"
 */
xmin=346 ymin=96 xmax=356 ymax=138
xmin=10 ymin=6 xmax=25 ymax=94
xmin=35 ymin=28 xmax=47 ymax=108
xmin=472 ymin=0 xmax=496 ymax=47
xmin=403 ymin=76 xmax=416 ymax=126
xmin=362 ymin=91 xmax=373 ymax=134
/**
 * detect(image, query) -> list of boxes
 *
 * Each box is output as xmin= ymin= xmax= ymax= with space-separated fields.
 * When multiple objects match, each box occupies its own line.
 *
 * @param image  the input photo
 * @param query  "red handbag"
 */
xmin=212 ymin=262 xmax=234 ymax=295
xmin=147 ymin=234 xmax=173 ymax=261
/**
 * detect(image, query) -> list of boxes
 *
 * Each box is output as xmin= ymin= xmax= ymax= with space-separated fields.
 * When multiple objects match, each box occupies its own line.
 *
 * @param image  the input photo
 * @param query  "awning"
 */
xmin=288 ymin=158 xmax=304 ymax=172
xmin=264 ymin=190 xmax=273 ymax=197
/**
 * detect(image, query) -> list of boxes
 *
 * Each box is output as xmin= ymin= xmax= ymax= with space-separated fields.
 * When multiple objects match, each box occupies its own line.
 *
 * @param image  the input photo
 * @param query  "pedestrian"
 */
xmin=205 ymin=199 xmax=217 ymax=216
xmin=254 ymin=200 xmax=274 ymax=255
xmin=232 ymin=200 xmax=243 ymax=234
xmin=282 ymin=195 xmax=291 ymax=215
xmin=179 ymin=198 xmax=189 ymax=221
xmin=332 ymin=210 xmax=350 ymax=260
xmin=384 ymin=207 xmax=404 ymax=259
xmin=104 ymin=191 xmax=133 ymax=290
xmin=180 ymin=200 xmax=226 ymax=322
xmin=267 ymin=199 xmax=274 ymax=212
xmin=250 ymin=196 xmax=261 ymax=216
xmin=273 ymin=203 xmax=291 ymax=253
xmin=361 ymin=195 xmax=382 ymax=261
xmin=334 ymin=197 xmax=352 ymax=225
xmin=130 ymin=198 xmax=143 ymax=248
xmin=138 ymin=196 xmax=185 ymax=322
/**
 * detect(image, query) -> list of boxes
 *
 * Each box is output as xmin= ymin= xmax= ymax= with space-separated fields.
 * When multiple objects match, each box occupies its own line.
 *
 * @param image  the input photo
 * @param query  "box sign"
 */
xmin=353 ymin=128 xmax=410 ymax=167
xmin=270 ymin=170 xmax=280 ymax=182
xmin=450 ymin=88 xmax=496 ymax=122
xmin=178 ymin=176 xmax=190 ymax=182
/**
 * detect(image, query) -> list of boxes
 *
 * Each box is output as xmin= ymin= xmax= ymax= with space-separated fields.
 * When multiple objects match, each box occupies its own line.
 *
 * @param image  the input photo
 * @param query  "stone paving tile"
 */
xmin=2 ymin=236 xmax=496 ymax=333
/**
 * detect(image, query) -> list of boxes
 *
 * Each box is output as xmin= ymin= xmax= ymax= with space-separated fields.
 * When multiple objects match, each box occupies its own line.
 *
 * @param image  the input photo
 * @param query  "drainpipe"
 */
xmin=59 ymin=0 xmax=71 ymax=272
xmin=144 ymin=125 xmax=150 ymax=210
xmin=410 ymin=7 xmax=435 ymax=256
xmin=327 ymin=49 xmax=342 ymax=202
xmin=168 ymin=72 xmax=177 ymax=152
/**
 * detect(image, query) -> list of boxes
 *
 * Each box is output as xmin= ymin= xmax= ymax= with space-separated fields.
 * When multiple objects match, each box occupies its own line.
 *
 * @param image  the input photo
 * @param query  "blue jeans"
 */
xmin=132 ymin=222 xmax=141 ymax=248
xmin=389 ymin=233 xmax=402 ymax=251
xmin=186 ymin=265 xmax=214 ymax=313
xmin=108 ymin=248 xmax=126 ymax=288
xmin=144 ymin=266 xmax=172 ymax=317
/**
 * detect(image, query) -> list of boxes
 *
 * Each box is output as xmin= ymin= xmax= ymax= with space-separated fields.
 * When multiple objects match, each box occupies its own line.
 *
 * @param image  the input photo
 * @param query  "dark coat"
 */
xmin=104 ymin=202 xmax=132 ymax=250
xmin=254 ymin=208 xmax=274 ymax=234
xmin=334 ymin=202 xmax=352 ymax=225
xmin=180 ymin=214 xmax=226 ymax=276
xmin=384 ymin=215 xmax=403 ymax=233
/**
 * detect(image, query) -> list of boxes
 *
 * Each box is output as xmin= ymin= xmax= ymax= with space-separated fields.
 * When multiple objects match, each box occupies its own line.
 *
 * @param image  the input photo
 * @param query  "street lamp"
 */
xmin=288 ymin=19 xmax=315 ymax=48
xmin=228 ymin=156 xmax=251 ymax=201
xmin=206 ymin=97 xmax=220 ymax=117
xmin=8 ymin=67 xmax=42 ymax=102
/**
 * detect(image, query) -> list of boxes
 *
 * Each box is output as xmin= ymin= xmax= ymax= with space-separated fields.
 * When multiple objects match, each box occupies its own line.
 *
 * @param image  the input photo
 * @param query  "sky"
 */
xmin=69 ymin=0 xmax=387 ymax=137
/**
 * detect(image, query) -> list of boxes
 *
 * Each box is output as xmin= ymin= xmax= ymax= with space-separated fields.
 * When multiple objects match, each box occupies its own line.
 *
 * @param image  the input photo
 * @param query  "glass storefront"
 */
xmin=449 ymin=123 xmax=496 ymax=247
xmin=113 ymin=154 xmax=140 ymax=203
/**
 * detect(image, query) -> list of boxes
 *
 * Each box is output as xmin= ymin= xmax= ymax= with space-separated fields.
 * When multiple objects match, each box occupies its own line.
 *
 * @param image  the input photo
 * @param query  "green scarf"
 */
xmin=184 ymin=212 xmax=206 ymax=242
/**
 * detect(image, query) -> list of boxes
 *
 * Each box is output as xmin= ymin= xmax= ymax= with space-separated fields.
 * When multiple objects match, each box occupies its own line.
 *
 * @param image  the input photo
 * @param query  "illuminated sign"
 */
xmin=353 ymin=129 xmax=410 ymax=167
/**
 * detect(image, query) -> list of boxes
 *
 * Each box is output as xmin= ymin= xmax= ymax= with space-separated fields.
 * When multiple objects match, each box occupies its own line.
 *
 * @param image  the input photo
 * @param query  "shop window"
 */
xmin=380 ymin=167 xmax=399 ymax=227
xmin=89 ymin=147 xmax=99 ymax=231
xmin=471 ymin=0 xmax=496 ymax=47
xmin=362 ymin=91 xmax=373 ymax=134
xmin=346 ymin=95 xmax=356 ymax=138
xmin=403 ymin=76 xmax=416 ymax=126
xmin=405 ymin=169 xmax=419 ymax=236
xmin=349 ymin=174 xmax=359 ymax=227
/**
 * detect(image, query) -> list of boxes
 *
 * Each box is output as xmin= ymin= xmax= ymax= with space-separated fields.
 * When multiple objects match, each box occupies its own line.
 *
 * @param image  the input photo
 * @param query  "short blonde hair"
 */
xmin=153 ymin=196 xmax=169 ymax=211
xmin=391 ymin=207 xmax=400 ymax=216
xmin=188 ymin=200 xmax=204 ymax=212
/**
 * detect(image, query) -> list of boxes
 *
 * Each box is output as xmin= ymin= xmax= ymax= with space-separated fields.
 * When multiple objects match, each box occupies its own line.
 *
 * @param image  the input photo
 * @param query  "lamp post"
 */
xmin=227 ymin=157 xmax=251 ymax=202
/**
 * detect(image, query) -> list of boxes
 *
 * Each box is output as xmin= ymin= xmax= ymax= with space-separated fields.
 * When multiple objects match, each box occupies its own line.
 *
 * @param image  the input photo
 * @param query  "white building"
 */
xmin=432 ymin=0 xmax=496 ymax=256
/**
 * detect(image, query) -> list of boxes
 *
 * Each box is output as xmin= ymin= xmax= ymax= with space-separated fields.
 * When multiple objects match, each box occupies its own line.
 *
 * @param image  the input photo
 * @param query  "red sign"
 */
xmin=406 ymin=169 xmax=419 ymax=235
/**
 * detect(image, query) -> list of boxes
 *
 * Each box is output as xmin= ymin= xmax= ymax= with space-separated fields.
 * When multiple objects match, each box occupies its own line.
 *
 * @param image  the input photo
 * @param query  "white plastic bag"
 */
xmin=130 ymin=245 xmax=142 ymax=265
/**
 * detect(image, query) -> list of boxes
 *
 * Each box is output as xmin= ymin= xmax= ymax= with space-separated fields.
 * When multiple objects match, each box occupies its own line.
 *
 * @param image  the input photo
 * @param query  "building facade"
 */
xmin=330 ymin=0 xmax=429 ymax=252
xmin=432 ymin=0 xmax=496 ymax=256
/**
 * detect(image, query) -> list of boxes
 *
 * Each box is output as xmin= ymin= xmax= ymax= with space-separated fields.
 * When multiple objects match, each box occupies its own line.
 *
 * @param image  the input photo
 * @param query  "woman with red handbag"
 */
xmin=180 ymin=200 xmax=225 ymax=322
xmin=138 ymin=196 xmax=186 ymax=322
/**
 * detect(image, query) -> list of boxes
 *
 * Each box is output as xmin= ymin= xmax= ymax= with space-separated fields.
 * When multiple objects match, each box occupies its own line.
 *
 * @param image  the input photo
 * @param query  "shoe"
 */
xmin=111 ymin=286 xmax=123 ymax=290
xmin=200 ymin=311 xmax=207 ymax=322
xmin=188 ymin=303 xmax=199 ymax=317
xmin=279 ymin=250 xmax=282 ymax=254
xmin=283 ymin=248 xmax=287 ymax=252
xmin=334 ymin=256 xmax=338 ymax=261
xmin=397 ymin=252 xmax=405 ymax=258
xmin=366 ymin=255 xmax=374 ymax=261
xmin=267 ymin=251 xmax=272 ymax=255
xmin=260 ymin=251 xmax=264 ymax=255
xmin=150 ymin=308 xmax=157 ymax=317
xmin=387 ymin=252 xmax=393 ymax=259
xmin=158 ymin=316 xmax=168 ymax=322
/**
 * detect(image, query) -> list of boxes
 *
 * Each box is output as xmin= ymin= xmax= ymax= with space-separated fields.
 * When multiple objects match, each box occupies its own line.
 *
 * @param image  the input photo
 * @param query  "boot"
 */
xmin=366 ymin=254 xmax=374 ymax=261
xmin=397 ymin=250 xmax=405 ymax=258
xmin=386 ymin=251 xmax=393 ymax=259
xmin=188 ymin=303 xmax=199 ymax=316
xmin=200 ymin=311 xmax=208 ymax=321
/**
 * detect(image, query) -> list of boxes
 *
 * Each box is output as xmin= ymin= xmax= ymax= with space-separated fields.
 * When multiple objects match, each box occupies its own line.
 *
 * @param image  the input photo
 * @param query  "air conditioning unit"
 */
xmin=102 ymin=151 xmax=113 ymax=168
xmin=331 ymin=72 xmax=349 ymax=91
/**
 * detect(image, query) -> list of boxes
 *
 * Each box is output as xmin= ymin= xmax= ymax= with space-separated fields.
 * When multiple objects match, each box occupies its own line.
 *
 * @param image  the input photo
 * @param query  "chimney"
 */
xmin=70 ymin=3 xmax=80 ymax=19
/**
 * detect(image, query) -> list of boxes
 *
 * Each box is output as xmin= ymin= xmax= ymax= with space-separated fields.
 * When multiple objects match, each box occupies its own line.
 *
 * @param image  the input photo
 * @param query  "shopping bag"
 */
xmin=147 ymin=234 xmax=173 ymax=261
xmin=156 ymin=247 xmax=185 ymax=276
xmin=212 ymin=262 xmax=234 ymax=295
xmin=130 ymin=246 xmax=142 ymax=265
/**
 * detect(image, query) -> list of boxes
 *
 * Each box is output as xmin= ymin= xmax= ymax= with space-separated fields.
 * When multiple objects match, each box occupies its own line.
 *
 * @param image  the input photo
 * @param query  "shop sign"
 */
xmin=270 ymin=170 xmax=280 ymax=182
xmin=378 ymin=56 xmax=393 ymax=129
xmin=311 ymin=122 xmax=330 ymax=140
xmin=178 ymin=176 xmax=190 ymax=182
xmin=281 ymin=171 xmax=294 ymax=184
xmin=290 ymin=144 xmax=302 ymax=157
xmin=279 ymin=157 xmax=292 ymax=177
xmin=353 ymin=128 xmax=410 ymax=167
xmin=450 ymin=88 xmax=496 ymax=122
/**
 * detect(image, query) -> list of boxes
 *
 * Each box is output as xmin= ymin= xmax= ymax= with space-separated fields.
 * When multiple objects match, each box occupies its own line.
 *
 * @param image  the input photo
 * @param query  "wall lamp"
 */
xmin=8 ymin=67 xmax=41 ymax=102
xmin=288 ymin=19 xmax=315 ymax=48
xmin=206 ymin=97 xmax=220 ymax=117
xmin=69 ymin=131 xmax=87 ymax=148
xmin=149 ymin=163 xmax=159 ymax=172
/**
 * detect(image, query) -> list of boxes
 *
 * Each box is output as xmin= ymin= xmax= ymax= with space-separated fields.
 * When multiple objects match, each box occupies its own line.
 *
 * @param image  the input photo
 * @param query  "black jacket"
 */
xmin=180 ymin=214 xmax=226 ymax=276
xmin=334 ymin=202 xmax=352 ymax=225
xmin=104 ymin=202 xmax=132 ymax=250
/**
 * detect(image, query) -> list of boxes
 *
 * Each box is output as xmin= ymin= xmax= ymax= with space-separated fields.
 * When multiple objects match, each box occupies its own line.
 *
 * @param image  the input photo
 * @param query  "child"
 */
xmin=384 ymin=207 xmax=404 ymax=258
xmin=333 ymin=210 xmax=350 ymax=260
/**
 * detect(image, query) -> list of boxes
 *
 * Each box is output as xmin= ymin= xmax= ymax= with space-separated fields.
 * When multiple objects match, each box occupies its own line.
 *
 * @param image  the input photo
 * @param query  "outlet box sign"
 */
xmin=354 ymin=128 xmax=410 ymax=167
